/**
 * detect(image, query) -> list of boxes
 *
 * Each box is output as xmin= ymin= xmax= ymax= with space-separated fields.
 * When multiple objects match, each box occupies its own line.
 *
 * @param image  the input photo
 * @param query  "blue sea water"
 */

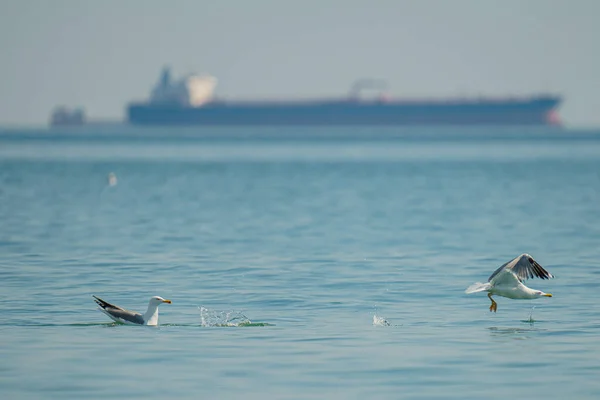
xmin=1 ymin=126 xmax=600 ymax=399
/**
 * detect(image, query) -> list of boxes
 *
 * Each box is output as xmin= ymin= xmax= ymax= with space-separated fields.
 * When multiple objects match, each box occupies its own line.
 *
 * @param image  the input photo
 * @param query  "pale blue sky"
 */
xmin=1 ymin=0 xmax=598 ymax=126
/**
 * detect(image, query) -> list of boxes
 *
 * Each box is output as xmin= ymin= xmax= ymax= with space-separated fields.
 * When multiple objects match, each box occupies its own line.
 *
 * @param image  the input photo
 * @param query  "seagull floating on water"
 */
xmin=465 ymin=253 xmax=553 ymax=312
xmin=93 ymin=295 xmax=171 ymax=325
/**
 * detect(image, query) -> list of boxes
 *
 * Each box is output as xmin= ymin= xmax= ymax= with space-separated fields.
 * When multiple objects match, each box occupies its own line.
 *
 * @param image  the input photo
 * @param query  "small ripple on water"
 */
xmin=488 ymin=326 xmax=547 ymax=334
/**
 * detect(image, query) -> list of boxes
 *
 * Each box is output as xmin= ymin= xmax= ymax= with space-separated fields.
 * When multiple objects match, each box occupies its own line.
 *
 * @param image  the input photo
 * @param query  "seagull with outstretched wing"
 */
xmin=465 ymin=254 xmax=553 ymax=312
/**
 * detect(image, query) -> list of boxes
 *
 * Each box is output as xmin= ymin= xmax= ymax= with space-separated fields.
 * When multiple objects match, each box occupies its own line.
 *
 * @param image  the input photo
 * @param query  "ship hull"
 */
xmin=127 ymin=96 xmax=561 ymax=126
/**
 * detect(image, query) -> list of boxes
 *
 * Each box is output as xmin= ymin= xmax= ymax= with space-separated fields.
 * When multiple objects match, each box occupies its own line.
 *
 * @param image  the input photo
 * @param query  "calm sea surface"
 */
xmin=1 ymin=126 xmax=599 ymax=399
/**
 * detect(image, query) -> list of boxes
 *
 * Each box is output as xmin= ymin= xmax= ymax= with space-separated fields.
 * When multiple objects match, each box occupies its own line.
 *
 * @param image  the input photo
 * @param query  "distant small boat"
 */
xmin=49 ymin=106 xmax=86 ymax=127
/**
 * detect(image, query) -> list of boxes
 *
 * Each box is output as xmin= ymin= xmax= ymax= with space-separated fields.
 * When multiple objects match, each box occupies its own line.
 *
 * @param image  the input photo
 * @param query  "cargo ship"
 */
xmin=127 ymin=68 xmax=562 ymax=126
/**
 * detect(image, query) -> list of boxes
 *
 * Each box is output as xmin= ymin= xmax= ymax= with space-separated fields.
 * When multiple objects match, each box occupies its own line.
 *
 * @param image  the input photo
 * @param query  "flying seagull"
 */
xmin=465 ymin=253 xmax=553 ymax=312
xmin=93 ymin=295 xmax=171 ymax=325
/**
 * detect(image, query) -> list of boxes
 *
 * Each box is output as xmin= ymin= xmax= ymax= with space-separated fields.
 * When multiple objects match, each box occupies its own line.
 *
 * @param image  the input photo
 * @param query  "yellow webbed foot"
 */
xmin=487 ymin=293 xmax=497 ymax=313
xmin=491 ymin=302 xmax=497 ymax=312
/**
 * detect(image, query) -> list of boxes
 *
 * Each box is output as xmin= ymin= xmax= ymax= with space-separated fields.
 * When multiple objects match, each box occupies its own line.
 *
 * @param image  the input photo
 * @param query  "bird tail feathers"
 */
xmin=465 ymin=282 xmax=491 ymax=294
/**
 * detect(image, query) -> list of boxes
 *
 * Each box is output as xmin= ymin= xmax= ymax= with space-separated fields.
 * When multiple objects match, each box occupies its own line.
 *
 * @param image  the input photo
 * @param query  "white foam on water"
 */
xmin=199 ymin=306 xmax=252 ymax=327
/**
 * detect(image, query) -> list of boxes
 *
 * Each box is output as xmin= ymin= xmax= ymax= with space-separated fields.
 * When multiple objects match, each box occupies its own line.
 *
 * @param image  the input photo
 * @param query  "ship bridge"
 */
xmin=150 ymin=67 xmax=217 ymax=107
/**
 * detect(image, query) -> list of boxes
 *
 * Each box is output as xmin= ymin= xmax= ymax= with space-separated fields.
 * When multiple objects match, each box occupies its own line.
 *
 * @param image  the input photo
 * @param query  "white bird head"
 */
xmin=534 ymin=290 xmax=553 ymax=298
xmin=149 ymin=296 xmax=172 ymax=305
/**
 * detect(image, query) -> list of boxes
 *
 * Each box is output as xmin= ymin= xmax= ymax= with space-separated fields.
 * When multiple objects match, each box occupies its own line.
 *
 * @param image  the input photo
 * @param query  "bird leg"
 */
xmin=488 ymin=293 xmax=497 ymax=312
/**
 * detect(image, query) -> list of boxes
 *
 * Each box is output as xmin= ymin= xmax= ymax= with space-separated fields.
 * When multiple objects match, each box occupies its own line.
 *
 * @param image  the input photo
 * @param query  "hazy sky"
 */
xmin=1 ymin=0 xmax=598 ymax=126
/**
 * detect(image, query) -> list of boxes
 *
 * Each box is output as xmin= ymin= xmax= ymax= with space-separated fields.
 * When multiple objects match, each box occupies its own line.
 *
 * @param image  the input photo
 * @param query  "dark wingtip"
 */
xmin=532 ymin=259 xmax=554 ymax=280
xmin=92 ymin=295 xmax=105 ymax=308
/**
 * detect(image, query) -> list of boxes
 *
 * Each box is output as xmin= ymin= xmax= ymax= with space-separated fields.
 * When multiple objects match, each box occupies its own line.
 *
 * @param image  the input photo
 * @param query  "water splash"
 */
xmin=373 ymin=314 xmax=391 ymax=326
xmin=522 ymin=306 xmax=536 ymax=324
xmin=199 ymin=306 xmax=272 ymax=327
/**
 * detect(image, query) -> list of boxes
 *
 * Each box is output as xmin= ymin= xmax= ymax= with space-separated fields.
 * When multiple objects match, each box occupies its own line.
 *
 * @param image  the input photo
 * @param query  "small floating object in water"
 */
xmin=107 ymin=172 xmax=117 ymax=186
xmin=373 ymin=314 xmax=391 ymax=326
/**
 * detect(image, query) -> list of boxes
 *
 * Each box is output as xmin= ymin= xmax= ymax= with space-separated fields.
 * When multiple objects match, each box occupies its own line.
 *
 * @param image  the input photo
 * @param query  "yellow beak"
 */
xmin=163 ymin=299 xmax=172 ymax=304
xmin=544 ymin=293 xmax=553 ymax=297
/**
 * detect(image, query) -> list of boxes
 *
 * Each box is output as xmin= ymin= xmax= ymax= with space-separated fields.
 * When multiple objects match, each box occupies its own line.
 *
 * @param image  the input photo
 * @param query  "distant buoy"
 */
xmin=107 ymin=172 xmax=117 ymax=186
